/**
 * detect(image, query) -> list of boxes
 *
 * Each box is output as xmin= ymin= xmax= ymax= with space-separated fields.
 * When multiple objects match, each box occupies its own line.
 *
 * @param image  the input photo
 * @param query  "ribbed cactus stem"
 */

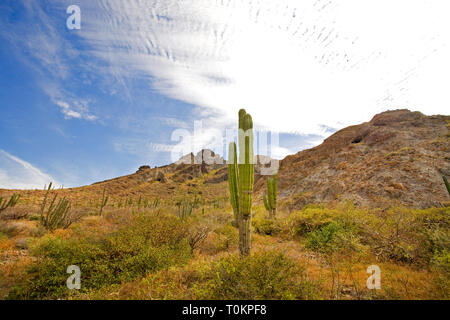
xmin=228 ymin=142 xmax=239 ymax=224
xmin=263 ymin=174 xmax=278 ymax=218
xmin=263 ymin=193 xmax=270 ymax=212
xmin=227 ymin=109 xmax=254 ymax=257
xmin=238 ymin=112 xmax=254 ymax=219
xmin=272 ymin=174 xmax=278 ymax=217
xmin=443 ymin=176 xmax=450 ymax=196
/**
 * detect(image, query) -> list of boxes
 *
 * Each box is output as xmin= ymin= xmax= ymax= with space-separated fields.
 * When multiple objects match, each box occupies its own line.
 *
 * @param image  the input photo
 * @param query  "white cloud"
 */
xmin=0 ymin=150 xmax=58 ymax=189
xmin=73 ymin=0 xmax=449 ymax=138
xmin=55 ymin=100 xmax=97 ymax=121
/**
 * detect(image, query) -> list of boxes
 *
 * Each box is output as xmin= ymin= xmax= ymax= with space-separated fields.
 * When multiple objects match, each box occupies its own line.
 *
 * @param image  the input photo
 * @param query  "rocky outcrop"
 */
xmin=264 ymin=109 xmax=449 ymax=209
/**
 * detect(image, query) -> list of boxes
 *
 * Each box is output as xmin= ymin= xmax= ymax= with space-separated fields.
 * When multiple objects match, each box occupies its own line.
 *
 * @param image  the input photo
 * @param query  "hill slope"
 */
xmin=267 ymin=109 xmax=449 ymax=208
xmin=2 ymin=109 xmax=449 ymax=209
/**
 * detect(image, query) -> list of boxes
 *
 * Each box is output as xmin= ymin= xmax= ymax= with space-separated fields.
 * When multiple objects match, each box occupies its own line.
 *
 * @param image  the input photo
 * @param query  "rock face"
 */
xmin=172 ymin=149 xmax=226 ymax=182
xmin=136 ymin=165 xmax=151 ymax=173
xmin=260 ymin=109 xmax=449 ymax=209
xmin=155 ymin=171 xmax=166 ymax=183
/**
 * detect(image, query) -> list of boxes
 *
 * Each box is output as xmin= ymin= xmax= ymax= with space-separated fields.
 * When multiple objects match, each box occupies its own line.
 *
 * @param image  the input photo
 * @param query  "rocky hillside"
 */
xmin=2 ymin=109 xmax=449 ymax=209
xmin=264 ymin=109 xmax=449 ymax=209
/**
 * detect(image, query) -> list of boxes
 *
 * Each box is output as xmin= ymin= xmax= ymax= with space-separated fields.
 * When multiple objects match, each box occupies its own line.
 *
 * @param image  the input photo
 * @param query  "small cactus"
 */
xmin=177 ymin=200 xmax=193 ymax=220
xmin=263 ymin=174 xmax=277 ymax=218
xmin=153 ymin=196 xmax=160 ymax=208
xmin=99 ymin=187 xmax=109 ymax=216
xmin=0 ymin=194 xmax=20 ymax=212
xmin=137 ymin=195 xmax=142 ymax=209
xmin=443 ymin=176 xmax=450 ymax=195
xmin=39 ymin=182 xmax=73 ymax=231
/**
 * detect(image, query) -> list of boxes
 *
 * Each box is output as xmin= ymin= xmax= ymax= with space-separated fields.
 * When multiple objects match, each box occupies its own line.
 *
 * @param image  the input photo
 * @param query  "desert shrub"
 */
xmin=305 ymin=222 xmax=363 ymax=255
xmin=0 ymin=206 xmax=29 ymax=221
xmin=187 ymin=225 xmax=210 ymax=253
xmin=355 ymin=206 xmax=449 ymax=265
xmin=0 ymin=221 xmax=26 ymax=238
xmin=214 ymin=224 xmax=238 ymax=248
xmin=193 ymin=250 xmax=319 ymax=299
xmin=286 ymin=207 xmax=337 ymax=237
xmin=8 ymin=213 xmax=192 ymax=299
xmin=252 ymin=214 xmax=281 ymax=235
xmin=197 ymin=225 xmax=238 ymax=255
xmin=430 ymin=250 xmax=450 ymax=299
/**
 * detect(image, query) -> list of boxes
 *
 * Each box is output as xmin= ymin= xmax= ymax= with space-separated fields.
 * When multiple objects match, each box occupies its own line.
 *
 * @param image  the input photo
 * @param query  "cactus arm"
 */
xmin=238 ymin=114 xmax=254 ymax=219
xmin=0 ymin=194 xmax=20 ymax=212
xmin=263 ymin=193 xmax=270 ymax=211
xmin=444 ymin=176 xmax=450 ymax=195
xmin=272 ymin=174 xmax=278 ymax=217
xmin=228 ymin=142 xmax=239 ymax=222
xmin=267 ymin=178 xmax=274 ymax=210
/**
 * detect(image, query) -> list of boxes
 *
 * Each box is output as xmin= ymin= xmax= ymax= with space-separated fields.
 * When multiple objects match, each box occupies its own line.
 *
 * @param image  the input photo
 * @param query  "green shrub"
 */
xmin=252 ymin=214 xmax=280 ymax=235
xmin=287 ymin=207 xmax=336 ymax=237
xmin=431 ymin=249 xmax=450 ymax=299
xmin=193 ymin=250 xmax=319 ymax=299
xmin=305 ymin=221 xmax=363 ymax=255
xmin=8 ymin=213 xmax=192 ymax=299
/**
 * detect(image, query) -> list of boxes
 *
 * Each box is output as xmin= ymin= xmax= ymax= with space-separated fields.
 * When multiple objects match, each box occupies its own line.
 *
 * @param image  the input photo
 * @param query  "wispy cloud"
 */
xmin=0 ymin=1 xmax=98 ymax=122
xmin=73 ymin=0 xmax=450 ymax=137
xmin=0 ymin=149 xmax=58 ymax=189
xmin=2 ymin=0 xmax=450 ymax=174
xmin=55 ymin=100 xmax=97 ymax=121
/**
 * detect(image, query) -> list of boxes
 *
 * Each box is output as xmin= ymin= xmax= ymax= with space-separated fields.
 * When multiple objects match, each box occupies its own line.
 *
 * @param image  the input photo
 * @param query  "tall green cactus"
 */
xmin=228 ymin=109 xmax=254 ymax=257
xmin=0 ymin=194 xmax=20 ymax=212
xmin=228 ymin=141 xmax=239 ymax=225
xmin=99 ymin=187 xmax=109 ymax=216
xmin=263 ymin=174 xmax=277 ymax=218
xmin=443 ymin=176 xmax=450 ymax=195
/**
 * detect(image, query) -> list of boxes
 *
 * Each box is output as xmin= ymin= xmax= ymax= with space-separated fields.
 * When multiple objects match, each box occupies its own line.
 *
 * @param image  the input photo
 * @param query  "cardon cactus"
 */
xmin=228 ymin=109 xmax=254 ymax=257
xmin=443 ymin=176 xmax=450 ymax=195
xmin=263 ymin=174 xmax=277 ymax=218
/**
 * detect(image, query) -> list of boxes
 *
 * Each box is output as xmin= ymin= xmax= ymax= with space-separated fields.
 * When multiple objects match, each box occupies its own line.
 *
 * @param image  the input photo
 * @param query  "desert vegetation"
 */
xmin=0 ymin=110 xmax=448 ymax=300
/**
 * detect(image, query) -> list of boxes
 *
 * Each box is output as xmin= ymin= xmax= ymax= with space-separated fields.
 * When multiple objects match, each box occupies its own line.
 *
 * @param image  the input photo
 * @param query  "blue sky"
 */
xmin=1 ymin=0 xmax=449 ymax=189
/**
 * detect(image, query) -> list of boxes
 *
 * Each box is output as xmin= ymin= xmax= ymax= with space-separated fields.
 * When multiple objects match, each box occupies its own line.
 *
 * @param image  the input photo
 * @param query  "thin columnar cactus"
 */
xmin=443 ymin=176 xmax=450 ymax=195
xmin=99 ymin=187 xmax=109 ymax=216
xmin=263 ymin=174 xmax=278 ymax=218
xmin=153 ymin=196 xmax=159 ymax=208
xmin=0 ymin=194 xmax=20 ymax=212
xmin=137 ymin=195 xmax=142 ymax=209
xmin=228 ymin=141 xmax=239 ymax=225
xmin=177 ymin=200 xmax=193 ymax=220
xmin=228 ymin=109 xmax=254 ymax=257
xmin=143 ymin=197 xmax=149 ymax=208
xmin=39 ymin=182 xmax=73 ymax=231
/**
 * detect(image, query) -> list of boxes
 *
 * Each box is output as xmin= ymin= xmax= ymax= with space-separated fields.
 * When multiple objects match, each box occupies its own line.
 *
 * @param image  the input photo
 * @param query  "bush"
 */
xmin=8 ymin=213 xmax=192 ymax=299
xmin=431 ymin=249 xmax=450 ymax=298
xmin=193 ymin=250 xmax=319 ymax=299
xmin=252 ymin=214 xmax=280 ymax=235
xmin=305 ymin=222 xmax=362 ymax=255
xmin=286 ymin=207 xmax=336 ymax=237
xmin=356 ymin=206 xmax=449 ymax=264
